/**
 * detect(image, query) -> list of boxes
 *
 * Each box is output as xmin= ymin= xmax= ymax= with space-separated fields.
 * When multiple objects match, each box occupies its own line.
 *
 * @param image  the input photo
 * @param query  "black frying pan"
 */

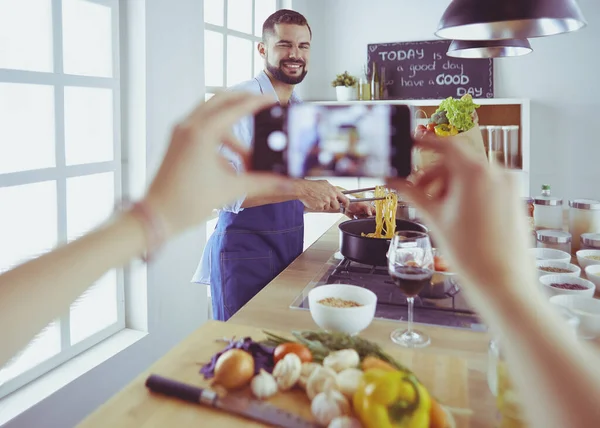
xmin=338 ymin=218 xmax=428 ymax=266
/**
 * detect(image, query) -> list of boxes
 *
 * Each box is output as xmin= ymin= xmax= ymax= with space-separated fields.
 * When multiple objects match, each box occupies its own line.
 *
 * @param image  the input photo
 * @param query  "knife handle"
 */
xmin=145 ymin=374 xmax=217 ymax=406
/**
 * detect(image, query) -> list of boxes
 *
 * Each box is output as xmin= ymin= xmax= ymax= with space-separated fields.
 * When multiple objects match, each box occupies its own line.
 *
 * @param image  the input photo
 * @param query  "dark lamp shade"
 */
xmin=447 ymin=39 xmax=533 ymax=58
xmin=435 ymin=0 xmax=587 ymax=40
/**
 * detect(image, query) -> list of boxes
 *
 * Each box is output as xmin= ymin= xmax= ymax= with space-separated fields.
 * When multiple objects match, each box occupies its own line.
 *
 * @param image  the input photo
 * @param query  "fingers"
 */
xmin=204 ymin=93 xmax=277 ymax=133
xmin=221 ymin=131 xmax=251 ymax=170
xmin=386 ymin=178 xmax=438 ymax=217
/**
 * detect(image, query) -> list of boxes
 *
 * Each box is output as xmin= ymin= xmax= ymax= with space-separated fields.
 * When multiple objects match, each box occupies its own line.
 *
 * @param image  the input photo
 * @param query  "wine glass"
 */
xmin=387 ymin=230 xmax=434 ymax=348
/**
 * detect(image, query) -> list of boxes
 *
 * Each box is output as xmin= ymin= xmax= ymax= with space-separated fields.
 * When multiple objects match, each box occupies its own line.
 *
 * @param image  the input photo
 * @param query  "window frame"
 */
xmin=0 ymin=0 xmax=125 ymax=399
xmin=204 ymin=0 xmax=283 ymax=96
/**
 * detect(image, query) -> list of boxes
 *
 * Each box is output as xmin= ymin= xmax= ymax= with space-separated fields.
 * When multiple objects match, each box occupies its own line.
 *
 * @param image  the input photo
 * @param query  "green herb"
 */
xmin=434 ymin=94 xmax=480 ymax=132
xmin=331 ymin=71 xmax=357 ymax=88
xmin=261 ymin=330 xmax=414 ymax=375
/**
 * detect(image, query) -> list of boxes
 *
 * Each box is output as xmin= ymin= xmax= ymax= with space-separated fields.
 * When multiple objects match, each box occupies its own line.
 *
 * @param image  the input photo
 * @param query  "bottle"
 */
xmin=533 ymin=184 xmax=563 ymax=231
xmin=370 ymin=61 xmax=380 ymax=100
xmin=380 ymin=66 xmax=388 ymax=100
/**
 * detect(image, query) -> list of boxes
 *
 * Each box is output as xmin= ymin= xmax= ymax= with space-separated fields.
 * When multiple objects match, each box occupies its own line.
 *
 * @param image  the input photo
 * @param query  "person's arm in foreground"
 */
xmin=0 ymin=92 xmax=289 ymax=368
xmin=387 ymin=138 xmax=600 ymax=428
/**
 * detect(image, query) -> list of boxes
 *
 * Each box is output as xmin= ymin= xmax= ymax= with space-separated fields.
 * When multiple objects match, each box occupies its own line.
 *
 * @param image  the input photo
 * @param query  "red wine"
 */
xmin=389 ymin=266 xmax=433 ymax=297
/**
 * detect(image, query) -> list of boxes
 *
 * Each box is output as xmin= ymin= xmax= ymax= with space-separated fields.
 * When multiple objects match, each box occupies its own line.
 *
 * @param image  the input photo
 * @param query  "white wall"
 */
xmin=292 ymin=0 xmax=600 ymax=201
xmin=3 ymin=1 xmax=209 ymax=426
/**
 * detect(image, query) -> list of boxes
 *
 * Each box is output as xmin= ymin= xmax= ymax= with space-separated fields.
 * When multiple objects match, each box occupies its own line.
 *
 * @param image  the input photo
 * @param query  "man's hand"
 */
xmin=343 ymin=201 xmax=374 ymax=219
xmin=297 ymin=180 xmax=350 ymax=213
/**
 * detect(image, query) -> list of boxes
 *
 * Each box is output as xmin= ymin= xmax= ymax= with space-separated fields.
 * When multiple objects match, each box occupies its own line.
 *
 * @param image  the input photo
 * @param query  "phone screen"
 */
xmin=252 ymin=103 xmax=412 ymax=178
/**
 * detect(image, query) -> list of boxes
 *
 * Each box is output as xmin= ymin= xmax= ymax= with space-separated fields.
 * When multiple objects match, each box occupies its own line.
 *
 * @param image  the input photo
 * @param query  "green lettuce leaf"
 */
xmin=434 ymin=94 xmax=480 ymax=132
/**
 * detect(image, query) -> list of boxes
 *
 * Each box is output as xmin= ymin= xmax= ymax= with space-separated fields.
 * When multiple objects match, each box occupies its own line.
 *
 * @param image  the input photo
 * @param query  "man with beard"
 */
xmin=193 ymin=9 xmax=373 ymax=321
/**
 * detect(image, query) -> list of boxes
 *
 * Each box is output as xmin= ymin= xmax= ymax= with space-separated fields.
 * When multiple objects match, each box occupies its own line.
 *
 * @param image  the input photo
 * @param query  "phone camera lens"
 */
xmin=267 ymin=131 xmax=287 ymax=152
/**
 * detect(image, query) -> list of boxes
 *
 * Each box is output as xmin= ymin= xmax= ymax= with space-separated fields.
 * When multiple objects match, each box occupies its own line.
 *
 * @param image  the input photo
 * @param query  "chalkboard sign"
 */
xmin=367 ymin=39 xmax=494 ymax=100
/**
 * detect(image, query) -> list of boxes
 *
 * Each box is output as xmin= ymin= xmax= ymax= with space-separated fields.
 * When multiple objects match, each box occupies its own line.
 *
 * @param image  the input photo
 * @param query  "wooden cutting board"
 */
xmin=78 ymin=321 xmax=471 ymax=427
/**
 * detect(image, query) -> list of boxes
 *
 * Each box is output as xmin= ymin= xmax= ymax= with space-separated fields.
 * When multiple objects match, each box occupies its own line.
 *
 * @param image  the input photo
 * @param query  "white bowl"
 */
xmin=584 ymin=265 xmax=600 ymax=291
xmin=549 ymin=294 xmax=600 ymax=339
xmin=528 ymin=247 xmax=571 ymax=264
xmin=308 ymin=284 xmax=377 ymax=335
xmin=535 ymin=260 xmax=580 ymax=279
xmin=577 ymin=250 xmax=600 ymax=270
xmin=539 ymin=274 xmax=595 ymax=298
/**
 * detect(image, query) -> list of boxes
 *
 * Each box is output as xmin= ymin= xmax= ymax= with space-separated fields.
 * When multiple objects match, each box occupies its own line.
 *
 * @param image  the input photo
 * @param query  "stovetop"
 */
xmin=290 ymin=252 xmax=487 ymax=332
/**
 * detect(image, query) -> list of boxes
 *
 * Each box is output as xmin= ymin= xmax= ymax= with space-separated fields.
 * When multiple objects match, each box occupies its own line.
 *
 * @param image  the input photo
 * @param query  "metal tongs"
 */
xmin=341 ymin=186 xmax=396 ymax=203
xmin=339 ymin=186 xmax=397 ymax=213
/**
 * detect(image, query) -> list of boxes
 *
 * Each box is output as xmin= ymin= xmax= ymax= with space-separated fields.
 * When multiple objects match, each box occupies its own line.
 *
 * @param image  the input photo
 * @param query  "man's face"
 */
xmin=259 ymin=23 xmax=311 ymax=85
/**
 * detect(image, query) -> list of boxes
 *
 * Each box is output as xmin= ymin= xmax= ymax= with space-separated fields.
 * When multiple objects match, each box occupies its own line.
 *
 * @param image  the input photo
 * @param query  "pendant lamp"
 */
xmin=435 ymin=0 xmax=587 ymax=40
xmin=447 ymin=39 xmax=533 ymax=58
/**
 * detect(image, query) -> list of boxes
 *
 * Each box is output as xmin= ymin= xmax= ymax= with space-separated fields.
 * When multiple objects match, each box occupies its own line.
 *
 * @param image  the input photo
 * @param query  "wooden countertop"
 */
xmin=79 ymin=220 xmax=504 ymax=427
xmin=78 ymin=321 xmax=476 ymax=428
xmin=229 ymin=219 xmax=496 ymax=426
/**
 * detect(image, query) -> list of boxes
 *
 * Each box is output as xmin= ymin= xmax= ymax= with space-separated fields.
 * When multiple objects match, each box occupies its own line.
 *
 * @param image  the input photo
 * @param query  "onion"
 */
xmin=212 ymin=349 xmax=255 ymax=390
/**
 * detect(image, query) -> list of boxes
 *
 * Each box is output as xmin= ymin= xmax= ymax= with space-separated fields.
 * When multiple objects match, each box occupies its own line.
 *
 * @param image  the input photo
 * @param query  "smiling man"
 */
xmin=192 ymin=9 xmax=373 ymax=321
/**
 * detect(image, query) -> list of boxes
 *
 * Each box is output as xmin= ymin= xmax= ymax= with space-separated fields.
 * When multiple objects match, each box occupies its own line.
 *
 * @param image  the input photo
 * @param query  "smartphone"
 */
xmin=251 ymin=103 xmax=413 ymax=178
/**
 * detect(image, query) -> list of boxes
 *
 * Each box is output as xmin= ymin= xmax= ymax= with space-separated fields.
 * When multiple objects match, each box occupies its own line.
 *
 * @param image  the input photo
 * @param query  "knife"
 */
xmin=145 ymin=374 xmax=322 ymax=428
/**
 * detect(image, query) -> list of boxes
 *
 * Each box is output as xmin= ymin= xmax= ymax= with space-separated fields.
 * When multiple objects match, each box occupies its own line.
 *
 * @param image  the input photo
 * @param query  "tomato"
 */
xmin=426 ymin=123 xmax=436 ymax=132
xmin=434 ymin=255 xmax=450 ymax=272
xmin=273 ymin=343 xmax=313 ymax=364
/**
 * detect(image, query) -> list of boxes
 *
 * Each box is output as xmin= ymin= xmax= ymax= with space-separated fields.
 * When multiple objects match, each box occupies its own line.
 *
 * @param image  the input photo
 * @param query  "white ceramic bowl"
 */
xmin=308 ymin=284 xmax=377 ymax=335
xmin=584 ymin=265 xmax=600 ymax=291
xmin=549 ymin=294 xmax=600 ymax=339
xmin=539 ymin=274 xmax=595 ymax=298
xmin=528 ymin=247 xmax=571 ymax=264
xmin=577 ymin=249 xmax=600 ymax=270
xmin=535 ymin=260 xmax=580 ymax=279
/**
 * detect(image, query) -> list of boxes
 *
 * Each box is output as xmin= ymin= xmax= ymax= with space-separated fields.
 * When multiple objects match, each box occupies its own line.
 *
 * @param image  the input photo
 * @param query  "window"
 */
xmin=0 ymin=0 xmax=123 ymax=397
xmin=204 ymin=0 xmax=279 ymax=94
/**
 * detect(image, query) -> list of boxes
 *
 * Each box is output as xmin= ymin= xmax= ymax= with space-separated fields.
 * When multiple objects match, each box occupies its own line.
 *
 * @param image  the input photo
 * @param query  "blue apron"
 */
xmin=202 ymin=74 xmax=305 ymax=321
xmin=206 ymin=200 xmax=304 ymax=321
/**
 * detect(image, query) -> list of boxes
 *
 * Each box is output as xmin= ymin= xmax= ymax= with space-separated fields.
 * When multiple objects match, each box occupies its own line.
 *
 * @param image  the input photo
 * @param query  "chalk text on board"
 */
xmin=457 ymin=87 xmax=483 ymax=97
xmin=377 ymin=48 xmax=425 ymax=62
xmin=400 ymin=77 xmax=424 ymax=87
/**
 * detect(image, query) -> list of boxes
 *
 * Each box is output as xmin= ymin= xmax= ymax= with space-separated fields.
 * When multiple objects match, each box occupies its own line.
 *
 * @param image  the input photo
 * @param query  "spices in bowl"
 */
xmin=585 ymin=255 xmax=600 ymax=261
xmin=317 ymin=297 xmax=363 ymax=308
xmin=539 ymin=274 xmax=594 ymax=298
xmin=539 ymin=266 xmax=574 ymax=274
xmin=550 ymin=283 xmax=588 ymax=291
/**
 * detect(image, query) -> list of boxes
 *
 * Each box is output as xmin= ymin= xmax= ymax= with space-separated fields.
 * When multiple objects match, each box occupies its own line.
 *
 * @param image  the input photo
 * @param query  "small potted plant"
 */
xmin=331 ymin=71 xmax=358 ymax=101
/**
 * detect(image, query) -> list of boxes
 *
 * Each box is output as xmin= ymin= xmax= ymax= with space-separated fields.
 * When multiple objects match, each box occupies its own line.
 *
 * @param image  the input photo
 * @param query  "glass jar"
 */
xmin=536 ymin=230 xmax=572 ymax=254
xmin=533 ymin=185 xmax=563 ymax=231
xmin=581 ymin=233 xmax=600 ymax=250
xmin=523 ymin=197 xmax=536 ymax=247
xmin=568 ymin=199 xmax=600 ymax=252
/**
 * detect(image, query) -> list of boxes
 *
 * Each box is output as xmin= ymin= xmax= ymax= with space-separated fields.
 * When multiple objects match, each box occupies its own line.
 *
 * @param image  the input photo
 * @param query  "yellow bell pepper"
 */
xmin=434 ymin=124 xmax=459 ymax=137
xmin=353 ymin=368 xmax=431 ymax=428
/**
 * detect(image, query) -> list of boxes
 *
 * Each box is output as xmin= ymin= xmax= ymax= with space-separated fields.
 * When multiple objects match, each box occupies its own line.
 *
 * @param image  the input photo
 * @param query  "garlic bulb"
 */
xmin=250 ymin=369 xmax=278 ymax=399
xmin=335 ymin=368 xmax=363 ymax=399
xmin=323 ymin=349 xmax=360 ymax=373
xmin=298 ymin=362 xmax=321 ymax=390
xmin=306 ymin=365 xmax=338 ymax=400
xmin=328 ymin=416 xmax=363 ymax=428
xmin=272 ymin=353 xmax=302 ymax=391
xmin=311 ymin=389 xmax=351 ymax=426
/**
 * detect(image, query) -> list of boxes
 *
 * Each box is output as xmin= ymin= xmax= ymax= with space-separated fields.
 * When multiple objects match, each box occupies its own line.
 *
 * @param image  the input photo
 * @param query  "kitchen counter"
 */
xmin=229 ymin=219 xmax=497 ymax=425
xmin=230 ymin=219 xmax=493 ymax=361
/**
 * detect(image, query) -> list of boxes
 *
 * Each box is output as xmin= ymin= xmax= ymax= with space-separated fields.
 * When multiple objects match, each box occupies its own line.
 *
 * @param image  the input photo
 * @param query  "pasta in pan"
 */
xmin=362 ymin=186 xmax=398 ymax=238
